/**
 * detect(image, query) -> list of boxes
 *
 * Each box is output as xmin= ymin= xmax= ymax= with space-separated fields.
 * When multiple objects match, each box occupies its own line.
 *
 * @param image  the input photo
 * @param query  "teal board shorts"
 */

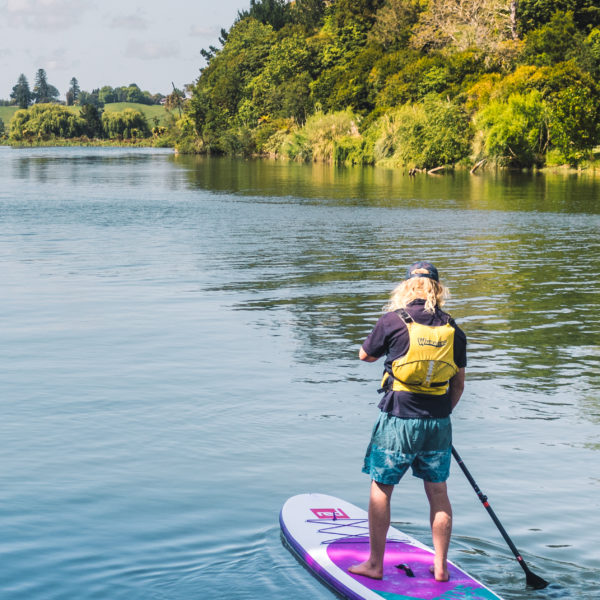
xmin=362 ymin=412 xmax=452 ymax=484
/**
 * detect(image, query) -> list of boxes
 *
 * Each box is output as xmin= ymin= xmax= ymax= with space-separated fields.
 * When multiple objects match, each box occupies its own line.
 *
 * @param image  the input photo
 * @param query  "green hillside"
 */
xmin=103 ymin=103 xmax=169 ymax=125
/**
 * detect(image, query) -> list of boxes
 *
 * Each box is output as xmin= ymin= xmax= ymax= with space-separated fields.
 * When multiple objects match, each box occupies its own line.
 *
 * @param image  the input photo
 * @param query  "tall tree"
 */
xmin=33 ymin=69 xmax=60 ymax=103
xmin=78 ymin=89 xmax=103 ymax=108
xmin=517 ymin=0 xmax=600 ymax=35
xmin=98 ymin=86 xmax=116 ymax=104
xmin=126 ymin=83 xmax=144 ymax=103
xmin=80 ymin=104 xmax=103 ymax=138
xmin=291 ymin=0 xmax=326 ymax=30
xmin=66 ymin=77 xmax=80 ymax=105
xmin=368 ymin=0 xmax=424 ymax=49
xmin=237 ymin=0 xmax=292 ymax=30
xmin=10 ymin=74 xmax=32 ymax=109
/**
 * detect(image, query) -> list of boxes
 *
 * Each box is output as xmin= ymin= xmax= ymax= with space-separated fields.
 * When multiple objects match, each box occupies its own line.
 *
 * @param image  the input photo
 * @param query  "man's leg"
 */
xmin=348 ymin=480 xmax=394 ymax=579
xmin=424 ymin=480 xmax=452 ymax=582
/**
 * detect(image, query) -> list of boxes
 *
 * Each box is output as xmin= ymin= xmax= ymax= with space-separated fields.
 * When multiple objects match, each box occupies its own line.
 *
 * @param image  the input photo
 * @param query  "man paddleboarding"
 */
xmin=349 ymin=261 xmax=467 ymax=583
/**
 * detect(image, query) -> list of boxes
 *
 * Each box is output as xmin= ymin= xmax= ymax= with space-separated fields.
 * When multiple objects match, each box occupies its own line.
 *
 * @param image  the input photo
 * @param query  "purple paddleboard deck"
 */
xmin=280 ymin=493 xmax=503 ymax=600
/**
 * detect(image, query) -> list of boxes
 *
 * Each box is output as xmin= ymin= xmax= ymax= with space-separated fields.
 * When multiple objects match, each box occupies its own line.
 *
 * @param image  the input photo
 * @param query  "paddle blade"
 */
xmin=526 ymin=570 xmax=549 ymax=590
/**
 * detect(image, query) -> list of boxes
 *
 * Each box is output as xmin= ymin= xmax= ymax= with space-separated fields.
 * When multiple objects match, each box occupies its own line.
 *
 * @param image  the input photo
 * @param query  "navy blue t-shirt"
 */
xmin=362 ymin=299 xmax=467 ymax=418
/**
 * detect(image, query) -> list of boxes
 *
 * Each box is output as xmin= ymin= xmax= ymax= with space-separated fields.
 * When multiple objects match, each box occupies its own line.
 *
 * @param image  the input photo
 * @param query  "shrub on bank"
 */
xmin=9 ymin=104 xmax=86 ymax=141
xmin=278 ymin=110 xmax=362 ymax=163
xmin=102 ymin=108 xmax=151 ymax=140
xmin=475 ymin=91 xmax=548 ymax=168
xmin=371 ymin=98 xmax=472 ymax=169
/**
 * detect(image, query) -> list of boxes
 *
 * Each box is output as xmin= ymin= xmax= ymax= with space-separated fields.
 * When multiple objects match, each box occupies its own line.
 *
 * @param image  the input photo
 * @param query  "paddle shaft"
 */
xmin=451 ymin=446 xmax=549 ymax=589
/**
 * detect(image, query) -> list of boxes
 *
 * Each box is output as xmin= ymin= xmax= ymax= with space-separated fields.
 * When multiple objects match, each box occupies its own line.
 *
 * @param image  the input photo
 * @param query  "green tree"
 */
xmin=475 ymin=91 xmax=549 ymax=167
xmin=517 ymin=0 xmax=600 ymax=35
xmin=368 ymin=0 xmax=423 ymax=49
xmin=98 ymin=86 xmax=116 ymax=104
xmin=126 ymin=83 xmax=145 ymax=103
xmin=10 ymin=74 xmax=32 ymax=109
xmin=0 ymin=117 xmax=5 ymax=137
xmin=290 ymin=0 xmax=326 ymax=30
xmin=9 ymin=103 xmax=86 ymax=140
xmin=80 ymin=104 xmax=104 ymax=138
xmin=78 ymin=89 xmax=103 ymax=108
xmin=373 ymin=50 xmax=484 ymax=106
xmin=33 ymin=69 xmax=60 ymax=104
xmin=237 ymin=0 xmax=292 ymax=30
xmin=311 ymin=45 xmax=383 ymax=114
xmin=113 ymin=86 xmax=128 ymax=102
xmin=521 ymin=11 xmax=590 ymax=66
xmin=101 ymin=108 xmax=150 ymax=139
xmin=585 ymin=27 xmax=600 ymax=76
xmin=188 ymin=17 xmax=276 ymax=151
xmin=546 ymin=81 xmax=600 ymax=163
xmin=373 ymin=97 xmax=472 ymax=167
xmin=473 ymin=61 xmax=600 ymax=163
xmin=66 ymin=77 xmax=80 ymax=106
xmin=242 ymin=32 xmax=317 ymax=123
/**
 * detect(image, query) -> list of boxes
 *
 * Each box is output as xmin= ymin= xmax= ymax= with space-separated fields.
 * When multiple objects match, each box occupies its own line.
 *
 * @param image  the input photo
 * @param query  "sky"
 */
xmin=0 ymin=0 xmax=249 ymax=100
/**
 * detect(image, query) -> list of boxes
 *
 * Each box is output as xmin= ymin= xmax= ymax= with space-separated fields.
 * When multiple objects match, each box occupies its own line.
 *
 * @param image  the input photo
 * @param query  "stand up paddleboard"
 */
xmin=280 ymin=493 xmax=503 ymax=600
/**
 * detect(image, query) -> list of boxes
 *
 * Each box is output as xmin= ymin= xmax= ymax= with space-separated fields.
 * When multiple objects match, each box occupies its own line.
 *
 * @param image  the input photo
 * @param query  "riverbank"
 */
xmin=1 ymin=137 xmax=173 ymax=149
xmin=4 ymin=137 xmax=600 ymax=176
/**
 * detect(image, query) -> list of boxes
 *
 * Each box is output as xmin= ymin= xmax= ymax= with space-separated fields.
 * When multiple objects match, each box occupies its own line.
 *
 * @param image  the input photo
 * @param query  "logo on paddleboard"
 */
xmin=311 ymin=508 xmax=350 ymax=519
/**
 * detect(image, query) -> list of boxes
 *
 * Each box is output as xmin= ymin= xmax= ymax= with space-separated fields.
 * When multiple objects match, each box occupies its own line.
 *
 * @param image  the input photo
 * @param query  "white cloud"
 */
xmin=124 ymin=39 xmax=179 ymax=60
xmin=5 ymin=0 xmax=85 ymax=30
xmin=189 ymin=24 xmax=219 ymax=37
xmin=32 ymin=47 xmax=79 ymax=83
xmin=110 ymin=13 xmax=149 ymax=31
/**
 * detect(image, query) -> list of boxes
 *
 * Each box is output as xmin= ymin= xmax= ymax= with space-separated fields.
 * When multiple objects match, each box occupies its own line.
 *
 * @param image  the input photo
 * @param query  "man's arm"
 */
xmin=359 ymin=346 xmax=379 ymax=362
xmin=449 ymin=368 xmax=465 ymax=411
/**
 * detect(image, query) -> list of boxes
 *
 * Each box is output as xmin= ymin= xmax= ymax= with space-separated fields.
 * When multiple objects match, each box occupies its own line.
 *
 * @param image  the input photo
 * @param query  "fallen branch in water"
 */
xmin=428 ymin=166 xmax=444 ymax=174
xmin=470 ymin=159 xmax=486 ymax=174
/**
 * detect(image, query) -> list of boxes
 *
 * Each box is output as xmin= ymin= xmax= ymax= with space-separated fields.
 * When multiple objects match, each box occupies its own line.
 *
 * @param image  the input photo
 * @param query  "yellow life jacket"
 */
xmin=379 ymin=308 xmax=459 ymax=396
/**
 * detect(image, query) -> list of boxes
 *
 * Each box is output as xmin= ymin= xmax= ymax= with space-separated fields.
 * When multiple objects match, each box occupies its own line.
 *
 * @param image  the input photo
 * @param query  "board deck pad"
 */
xmin=280 ymin=493 xmax=503 ymax=600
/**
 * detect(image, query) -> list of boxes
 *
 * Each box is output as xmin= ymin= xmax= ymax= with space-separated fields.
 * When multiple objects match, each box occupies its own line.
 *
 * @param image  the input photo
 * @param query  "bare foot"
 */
xmin=348 ymin=560 xmax=383 ymax=580
xmin=429 ymin=564 xmax=449 ymax=582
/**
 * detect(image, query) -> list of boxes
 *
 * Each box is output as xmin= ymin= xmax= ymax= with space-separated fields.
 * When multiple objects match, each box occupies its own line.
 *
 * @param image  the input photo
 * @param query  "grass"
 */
xmin=103 ymin=103 xmax=171 ymax=125
xmin=0 ymin=105 xmax=19 ymax=125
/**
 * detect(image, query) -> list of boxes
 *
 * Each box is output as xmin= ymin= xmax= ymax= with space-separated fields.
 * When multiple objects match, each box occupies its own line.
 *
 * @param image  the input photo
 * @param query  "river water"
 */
xmin=1 ymin=147 xmax=598 ymax=600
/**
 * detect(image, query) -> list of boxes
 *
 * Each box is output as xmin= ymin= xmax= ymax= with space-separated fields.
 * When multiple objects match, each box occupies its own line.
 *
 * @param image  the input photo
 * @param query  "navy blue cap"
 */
xmin=406 ymin=261 xmax=439 ymax=282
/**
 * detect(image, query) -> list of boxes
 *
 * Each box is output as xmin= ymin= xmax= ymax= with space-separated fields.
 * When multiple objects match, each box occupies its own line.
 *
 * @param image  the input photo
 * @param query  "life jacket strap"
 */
xmin=377 ymin=371 xmax=448 ymax=393
xmin=395 ymin=308 xmax=413 ymax=323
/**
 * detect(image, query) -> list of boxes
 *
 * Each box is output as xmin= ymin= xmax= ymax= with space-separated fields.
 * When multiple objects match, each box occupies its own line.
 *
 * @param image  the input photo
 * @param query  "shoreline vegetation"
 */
xmin=2 ymin=1 xmax=600 ymax=175
xmin=3 ymin=134 xmax=600 ymax=176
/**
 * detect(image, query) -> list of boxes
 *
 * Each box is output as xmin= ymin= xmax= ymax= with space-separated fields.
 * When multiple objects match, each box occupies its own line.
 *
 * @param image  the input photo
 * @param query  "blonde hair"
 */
xmin=385 ymin=277 xmax=450 ymax=314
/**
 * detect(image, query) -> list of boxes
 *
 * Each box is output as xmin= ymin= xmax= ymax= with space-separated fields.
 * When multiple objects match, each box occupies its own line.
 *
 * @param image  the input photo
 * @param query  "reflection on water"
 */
xmin=173 ymin=154 xmax=600 ymax=214
xmin=0 ymin=147 xmax=598 ymax=600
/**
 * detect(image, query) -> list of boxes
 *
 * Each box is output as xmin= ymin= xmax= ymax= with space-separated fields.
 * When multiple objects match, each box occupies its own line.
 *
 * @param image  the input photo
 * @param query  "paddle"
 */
xmin=451 ymin=446 xmax=549 ymax=590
